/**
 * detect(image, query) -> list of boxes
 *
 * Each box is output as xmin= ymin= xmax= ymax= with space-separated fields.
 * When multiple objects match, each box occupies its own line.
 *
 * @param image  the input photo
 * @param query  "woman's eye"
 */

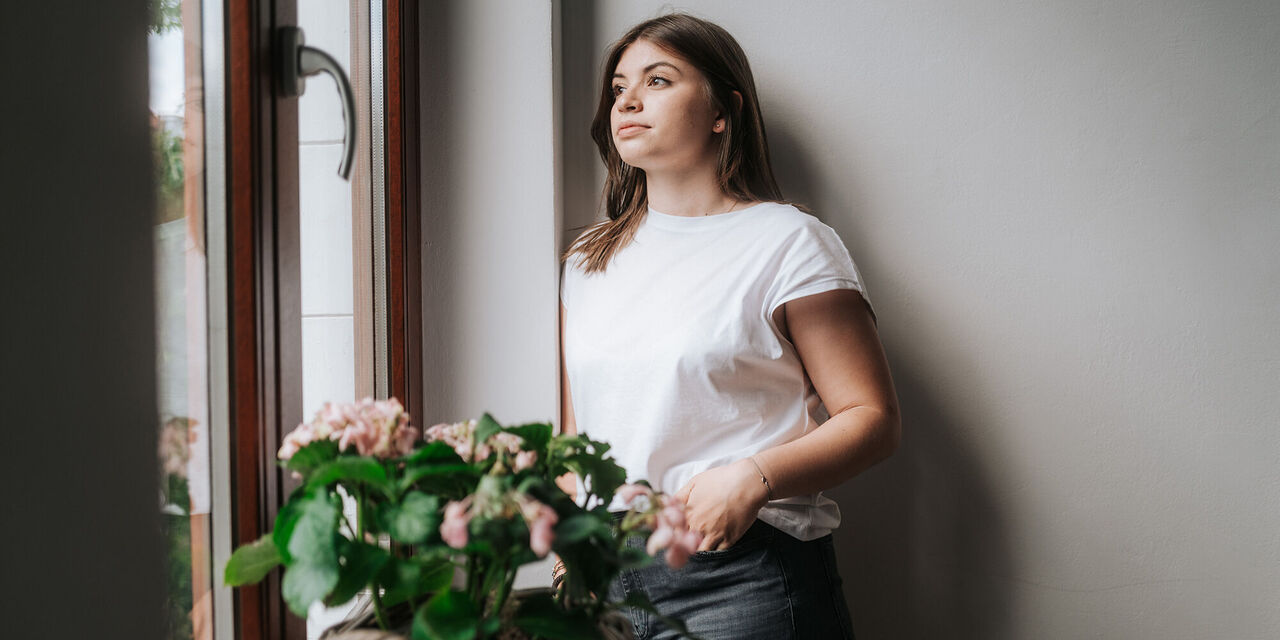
xmin=612 ymin=85 xmax=625 ymax=96
xmin=649 ymin=76 xmax=669 ymax=87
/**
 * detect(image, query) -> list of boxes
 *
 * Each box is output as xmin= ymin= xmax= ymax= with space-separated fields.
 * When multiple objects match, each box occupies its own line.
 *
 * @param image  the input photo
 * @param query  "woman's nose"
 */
xmin=616 ymin=88 xmax=641 ymax=111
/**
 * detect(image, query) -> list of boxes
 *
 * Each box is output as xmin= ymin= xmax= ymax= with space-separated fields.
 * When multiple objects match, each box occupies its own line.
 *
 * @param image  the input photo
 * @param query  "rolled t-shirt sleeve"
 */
xmin=766 ymin=221 xmax=874 ymax=322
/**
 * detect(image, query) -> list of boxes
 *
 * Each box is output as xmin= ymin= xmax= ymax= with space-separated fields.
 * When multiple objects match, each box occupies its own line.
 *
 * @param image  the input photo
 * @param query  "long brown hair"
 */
xmin=562 ymin=13 xmax=804 ymax=274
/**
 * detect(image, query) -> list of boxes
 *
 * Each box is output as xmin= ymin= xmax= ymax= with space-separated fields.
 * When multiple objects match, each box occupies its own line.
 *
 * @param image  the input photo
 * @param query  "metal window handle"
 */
xmin=279 ymin=26 xmax=356 ymax=180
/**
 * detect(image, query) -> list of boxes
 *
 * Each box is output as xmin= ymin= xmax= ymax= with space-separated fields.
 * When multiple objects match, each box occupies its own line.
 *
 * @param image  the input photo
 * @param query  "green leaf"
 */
xmin=286 ymin=488 xmax=340 ymax=565
xmin=554 ymin=514 xmax=610 ymax=545
xmin=405 ymin=440 xmax=464 ymax=464
xmin=398 ymin=463 xmax=480 ymax=494
xmin=548 ymin=433 xmax=626 ymax=503
xmin=223 ymin=534 xmax=282 ymax=586
xmin=274 ymin=489 xmax=343 ymax=615
xmin=272 ymin=493 xmax=306 ymax=564
xmin=512 ymin=591 xmax=601 ymax=639
xmin=380 ymin=557 xmax=455 ymax=608
xmin=565 ymin=450 xmax=627 ymax=504
xmin=283 ymin=439 xmax=340 ymax=474
xmin=386 ymin=491 xmax=441 ymax=544
xmin=479 ymin=617 xmax=503 ymax=637
xmin=305 ymin=456 xmax=389 ymax=493
xmin=474 ymin=413 xmax=502 ymax=447
xmin=412 ymin=590 xmax=480 ymax=640
xmin=504 ymin=422 xmax=553 ymax=453
xmin=282 ymin=561 xmax=340 ymax=617
xmin=325 ymin=540 xmax=390 ymax=607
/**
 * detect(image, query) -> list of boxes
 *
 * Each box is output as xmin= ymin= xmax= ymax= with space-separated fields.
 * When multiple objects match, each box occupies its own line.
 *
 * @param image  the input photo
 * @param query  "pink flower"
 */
xmin=318 ymin=402 xmax=345 ymax=433
xmin=277 ymin=423 xmax=316 ymax=460
xmin=394 ymin=424 xmax=420 ymax=455
xmin=515 ymin=494 xmax=559 ymax=558
xmin=490 ymin=432 xmax=524 ymax=459
xmin=278 ymin=397 xmax=420 ymax=461
xmin=513 ymin=450 xmax=538 ymax=472
xmin=665 ymin=530 xmax=702 ymax=569
xmin=645 ymin=527 xmax=673 ymax=556
xmin=626 ymin=490 xmax=702 ymax=569
xmin=443 ymin=490 xmax=559 ymax=558
xmin=278 ymin=438 xmax=300 ymax=460
xmin=421 ymin=419 xmax=534 ymax=471
xmin=617 ymin=483 xmax=654 ymax=509
xmin=661 ymin=504 xmax=686 ymax=529
xmin=440 ymin=497 xmax=475 ymax=549
xmin=425 ymin=419 xmax=480 ymax=460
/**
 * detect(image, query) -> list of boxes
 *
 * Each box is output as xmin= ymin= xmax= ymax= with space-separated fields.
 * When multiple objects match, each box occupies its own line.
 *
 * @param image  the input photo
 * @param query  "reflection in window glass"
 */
xmin=149 ymin=1 xmax=214 ymax=638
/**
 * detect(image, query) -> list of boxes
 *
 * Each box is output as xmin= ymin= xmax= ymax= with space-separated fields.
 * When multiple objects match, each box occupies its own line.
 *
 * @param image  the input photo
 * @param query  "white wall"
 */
xmin=418 ymin=0 xmax=562 ymax=589
xmin=559 ymin=1 xmax=1280 ymax=638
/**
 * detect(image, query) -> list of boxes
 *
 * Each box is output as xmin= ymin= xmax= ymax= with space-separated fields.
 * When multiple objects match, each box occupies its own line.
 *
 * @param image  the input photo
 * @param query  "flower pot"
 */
xmin=319 ymin=588 xmax=636 ymax=640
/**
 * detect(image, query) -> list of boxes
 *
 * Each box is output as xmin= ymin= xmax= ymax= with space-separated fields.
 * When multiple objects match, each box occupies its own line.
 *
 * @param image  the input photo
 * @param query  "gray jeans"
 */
xmin=608 ymin=513 xmax=857 ymax=640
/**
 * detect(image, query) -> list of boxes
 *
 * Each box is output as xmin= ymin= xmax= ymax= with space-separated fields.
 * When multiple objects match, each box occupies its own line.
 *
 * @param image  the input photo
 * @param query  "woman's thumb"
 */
xmin=673 ymin=482 xmax=693 ymax=503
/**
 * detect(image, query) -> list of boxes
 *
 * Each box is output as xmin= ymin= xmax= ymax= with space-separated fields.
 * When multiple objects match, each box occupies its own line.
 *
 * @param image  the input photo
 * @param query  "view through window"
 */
xmin=297 ymin=0 xmax=378 ymax=635
xmin=149 ymin=1 xmax=214 ymax=638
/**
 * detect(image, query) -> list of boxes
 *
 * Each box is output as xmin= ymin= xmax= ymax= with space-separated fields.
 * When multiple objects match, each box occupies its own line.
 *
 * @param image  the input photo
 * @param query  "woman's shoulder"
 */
xmin=748 ymin=201 xmax=832 ymax=237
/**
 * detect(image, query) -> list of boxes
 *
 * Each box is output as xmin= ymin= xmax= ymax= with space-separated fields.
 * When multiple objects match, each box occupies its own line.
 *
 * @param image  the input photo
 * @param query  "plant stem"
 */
xmin=372 ymin=587 xmax=391 ymax=630
xmin=466 ymin=555 xmax=478 ymax=601
xmin=355 ymin=487 xmax=390 ymax=630
xmin=479 ymin=555 xmax=505 ymax=618
xmin=492 ymin=558 xmax=516 ymax=621
xmin=340 ymin=511 xmax=358 ymax=540
xmin=356 ymin=486 xmax=365 ymax=541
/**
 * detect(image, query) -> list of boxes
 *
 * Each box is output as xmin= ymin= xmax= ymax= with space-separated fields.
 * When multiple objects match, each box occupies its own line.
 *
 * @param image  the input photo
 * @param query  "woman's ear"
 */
xmin=714 ymin=91 xmax=745 ymax=132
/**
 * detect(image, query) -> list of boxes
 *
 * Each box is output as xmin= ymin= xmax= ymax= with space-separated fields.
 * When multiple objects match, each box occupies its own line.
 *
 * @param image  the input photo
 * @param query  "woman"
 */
xmin=554 ymin=13 xmax=900 ymax=640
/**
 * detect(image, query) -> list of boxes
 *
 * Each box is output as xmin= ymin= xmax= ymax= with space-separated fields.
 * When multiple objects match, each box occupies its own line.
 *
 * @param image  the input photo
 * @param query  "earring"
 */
xmin=714 ymin=122 xmax=724 ymax=132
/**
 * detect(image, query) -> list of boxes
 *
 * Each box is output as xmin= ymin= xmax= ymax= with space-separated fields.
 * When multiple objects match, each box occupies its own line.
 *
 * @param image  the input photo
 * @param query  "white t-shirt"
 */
xmin=560 ymin=201 xmax=873 ymax=542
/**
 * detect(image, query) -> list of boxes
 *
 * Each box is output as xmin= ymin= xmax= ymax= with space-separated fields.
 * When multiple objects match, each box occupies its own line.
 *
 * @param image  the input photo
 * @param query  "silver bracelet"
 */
xmin=748 ymin=456 xmax=775 ymax=501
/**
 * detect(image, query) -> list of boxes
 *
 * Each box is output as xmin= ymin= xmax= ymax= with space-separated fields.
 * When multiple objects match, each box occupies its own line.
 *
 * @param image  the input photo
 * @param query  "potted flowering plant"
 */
xmin=223 ymin=398 xmax=705 ymax=639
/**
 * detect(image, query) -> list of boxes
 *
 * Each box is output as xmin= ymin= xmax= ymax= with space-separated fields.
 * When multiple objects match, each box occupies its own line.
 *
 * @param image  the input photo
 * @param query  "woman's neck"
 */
xmin=644 ymin=164 xmax=738 ymax=217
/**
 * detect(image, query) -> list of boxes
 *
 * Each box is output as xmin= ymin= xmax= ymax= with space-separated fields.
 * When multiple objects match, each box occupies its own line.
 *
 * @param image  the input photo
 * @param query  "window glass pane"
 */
xmin=297 ymin=1 xmax=377 ymax=636
xmin=149 ymin=1 xmax=214 ymax=638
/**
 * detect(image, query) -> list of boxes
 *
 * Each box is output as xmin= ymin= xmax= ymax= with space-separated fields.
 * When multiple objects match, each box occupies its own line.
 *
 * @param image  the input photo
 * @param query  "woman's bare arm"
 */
xmin=670 ymin=288 xmax=898 ymax=551
xmin=555 ymin=301 xmax=579 ymax=500
xmin=751 ymin=289 xmax=901 ymax=499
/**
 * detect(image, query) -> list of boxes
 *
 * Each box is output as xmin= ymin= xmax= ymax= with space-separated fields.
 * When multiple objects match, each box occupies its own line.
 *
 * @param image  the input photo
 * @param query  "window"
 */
xmin=148 ymin=1 xmax=216 ymax=637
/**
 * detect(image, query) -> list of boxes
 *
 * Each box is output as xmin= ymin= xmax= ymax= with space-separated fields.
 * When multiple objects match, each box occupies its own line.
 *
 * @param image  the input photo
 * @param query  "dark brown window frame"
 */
xmin=227 ymin=0 xmax=299 ymax=637
xmin=225 ymin=1 xmax=419 ymax=638
xmin=387 ymin=0 xmax=423 ymax=419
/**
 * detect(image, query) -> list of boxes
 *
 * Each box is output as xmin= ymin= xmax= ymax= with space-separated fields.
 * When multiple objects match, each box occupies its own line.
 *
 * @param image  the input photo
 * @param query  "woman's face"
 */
xmin=609 ymin=39 xmax=722 ymax=174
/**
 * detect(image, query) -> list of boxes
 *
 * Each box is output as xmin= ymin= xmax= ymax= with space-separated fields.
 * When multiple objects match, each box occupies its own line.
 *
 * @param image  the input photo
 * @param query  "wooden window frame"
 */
xmin=224 ymin=1 xmax=419 ymax=638
xmin=386 ymin=0 xmax=422 ymax=419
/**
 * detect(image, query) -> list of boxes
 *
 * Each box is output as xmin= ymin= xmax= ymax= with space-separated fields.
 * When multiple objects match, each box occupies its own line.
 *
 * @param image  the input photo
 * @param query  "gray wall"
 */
xmin=570 ymin=2 xmax=1280 ymax=638
xmin=419 ymin=0 xmax=560 ymax=427
xmin=419 ymin=0 xmax=562 ymax=589
xmin=427 ymin=0 xmax=1280 ymax=636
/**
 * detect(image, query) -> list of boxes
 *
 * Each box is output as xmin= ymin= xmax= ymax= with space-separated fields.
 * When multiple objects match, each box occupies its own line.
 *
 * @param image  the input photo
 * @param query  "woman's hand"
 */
xmin=672 ymin=458 xmax=771 ymax=552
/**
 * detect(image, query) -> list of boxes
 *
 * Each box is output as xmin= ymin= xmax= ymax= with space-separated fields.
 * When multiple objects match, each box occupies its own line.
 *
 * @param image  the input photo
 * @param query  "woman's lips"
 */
xmin=617 ymin=125 xmax=649 ymax=137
